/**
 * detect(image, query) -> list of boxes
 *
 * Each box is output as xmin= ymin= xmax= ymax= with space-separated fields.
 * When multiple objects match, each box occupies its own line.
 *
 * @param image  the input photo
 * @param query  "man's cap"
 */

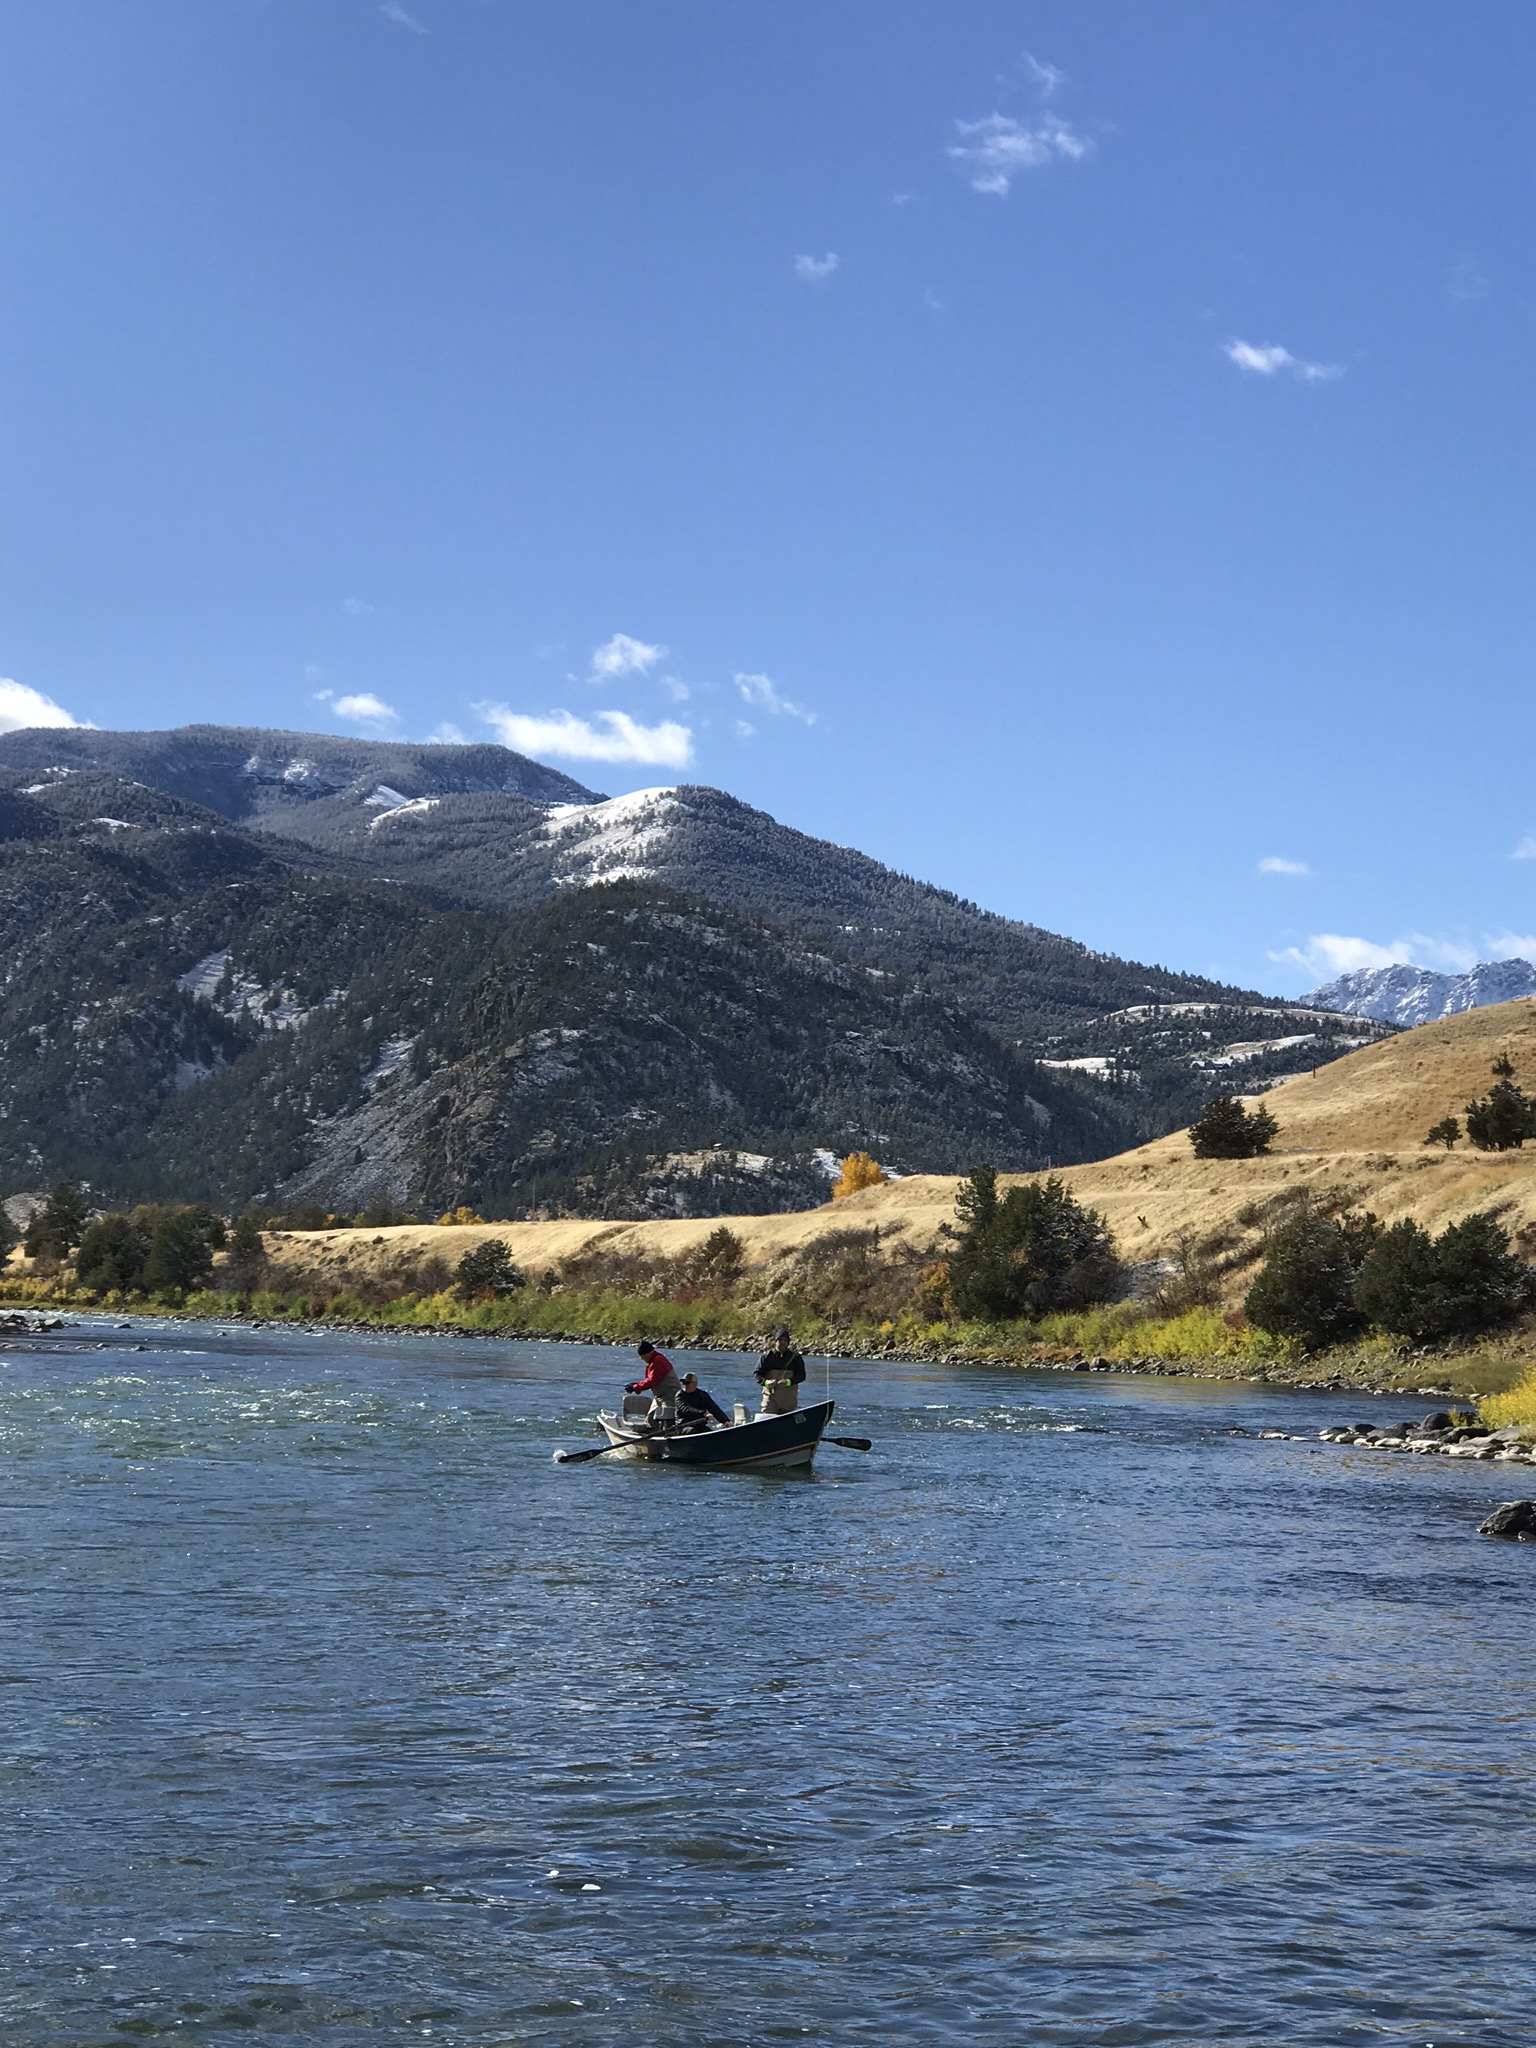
xmin=637 ymin=1341 xmax=654 ymax=1355
xmin=775 ymin=1326 xmax=791 ymax=1342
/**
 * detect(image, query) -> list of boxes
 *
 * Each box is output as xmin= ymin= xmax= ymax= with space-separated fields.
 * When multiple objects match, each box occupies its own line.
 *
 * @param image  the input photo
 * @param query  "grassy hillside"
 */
xmin=264 ymin=995 xmax=1536 ymax=1317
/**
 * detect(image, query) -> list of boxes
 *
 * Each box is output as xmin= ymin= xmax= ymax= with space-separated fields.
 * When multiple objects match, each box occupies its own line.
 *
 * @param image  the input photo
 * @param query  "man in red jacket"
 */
xmin=626 ymin=1340 xmax=681 ymax=1422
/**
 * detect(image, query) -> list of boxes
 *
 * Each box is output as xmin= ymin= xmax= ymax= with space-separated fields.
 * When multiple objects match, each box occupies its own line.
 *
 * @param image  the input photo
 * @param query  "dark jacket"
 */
xmin=755 ymin=1345 xmax=807 ymax=1386
xmin=677 ymin=1384 xmax=730 ymax=1429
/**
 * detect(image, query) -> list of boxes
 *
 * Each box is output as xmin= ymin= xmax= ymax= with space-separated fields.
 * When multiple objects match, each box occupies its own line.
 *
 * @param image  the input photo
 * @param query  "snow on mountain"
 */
xmin=1305 ymin=958 xmax=1536 ymax=1028
xmin=542 ymin=787 xmax=687 ymax=885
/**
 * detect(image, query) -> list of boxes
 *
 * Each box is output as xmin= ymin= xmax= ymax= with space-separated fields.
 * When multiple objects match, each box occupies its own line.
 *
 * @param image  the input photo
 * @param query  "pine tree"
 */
xmin=1353 ymin=1210 xmax=1530 ymax=1341
xmin=1190 ymin=1097 xmax=1279 ymax=1159
xmin=1245 ymin=1207 xmax=1369 ymax=1350
xmin=1464 ymin=1079 xmax=1536 ymax=1151
xmin=225 ymin=1212 xmax=269 ymax=1293
xmin=454 ymin=1239 xmax=524 ymax=1299
xmin=142 ymin=1210 xmax=215 ymax=1298
xmin=1424 ymin=1116 xmax=1461 ymax=1151
xmin=75 ymin=1214 xmax=150 ymax=1295
xmin=949 ymin=1166 xmax=1119 ymax=1320
xmin=24 ymin=1182 xmax=89 ymax=1265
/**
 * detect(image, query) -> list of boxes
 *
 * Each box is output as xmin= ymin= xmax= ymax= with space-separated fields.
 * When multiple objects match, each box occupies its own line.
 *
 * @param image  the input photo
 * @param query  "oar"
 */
xmin=827 ymin=1435 xmax=872 ymax=1452
xmin=555 ymin=1439 xmax=629 ymax=1465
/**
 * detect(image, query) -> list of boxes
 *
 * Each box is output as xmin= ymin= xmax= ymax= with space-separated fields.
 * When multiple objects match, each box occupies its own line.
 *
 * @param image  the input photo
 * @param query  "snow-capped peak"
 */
xmin=1305 ymin=957 xmax=1536 ymax=1028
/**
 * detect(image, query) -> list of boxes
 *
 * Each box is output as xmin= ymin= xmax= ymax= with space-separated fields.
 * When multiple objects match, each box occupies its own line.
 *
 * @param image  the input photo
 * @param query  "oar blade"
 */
xmin=827 ymin=1435 xmax=873 ymax=1452
xmin=555 ymin=1440 xmax=619 ymax=1464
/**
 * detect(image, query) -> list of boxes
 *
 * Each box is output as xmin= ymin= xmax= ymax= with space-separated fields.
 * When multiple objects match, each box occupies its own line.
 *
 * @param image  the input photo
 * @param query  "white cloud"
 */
xmin=1022 ymin=53 xmax=1065 ymax=95
xmin=734 ymin=720 xmax=756 ymax=740
xmin=341 ymin=597 xmax=374 ymax=617
xmin=379 ymin=2 xmax=427 ymax=30
xmin=1270 ymin=932 xmax=1481 ymax=979
xmin=794 ymin=252 xmax=840 ymax=283
xmin=427 ymin=722 xmax=466 ymax=744
xmin=736 ymin=672 xmax=815 ymax=724
xmin=589 ymin=632 xmax=665 ymax=681
xmin=1448 ymin=255 xmax=1489 ymax=303
xmin=1224 ymin=339 xmax=1342 ymax=383
xmin=478 ymin=704 xmax=693 ymax=769
xmin=658 ymin=676 xmax=691 ymax=702
xmin=0 ymin=678 xmax=86 ymax=732
xmin=333 ymin=692 xmax=399 ymax=728
xmin=1512 ymin=835 xmax=1536 ymax=861
xmin=948 ymin=112 xmax=1091 ymax=195
xmin=1258 ymin=855 xmax=1311 ymax=876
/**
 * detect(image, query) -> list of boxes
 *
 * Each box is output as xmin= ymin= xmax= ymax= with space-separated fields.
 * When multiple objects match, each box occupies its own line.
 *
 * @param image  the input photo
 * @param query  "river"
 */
xmin=1 ymin=1322 xmax=1532 ymax=2045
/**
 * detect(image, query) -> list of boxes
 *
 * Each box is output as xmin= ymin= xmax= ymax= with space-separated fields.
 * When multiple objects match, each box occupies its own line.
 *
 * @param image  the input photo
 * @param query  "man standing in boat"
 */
xmin=627 ymin=1340 xmax=681 ymax=1424
xmin=755 ymin=1327 xmax=807 ymax=1414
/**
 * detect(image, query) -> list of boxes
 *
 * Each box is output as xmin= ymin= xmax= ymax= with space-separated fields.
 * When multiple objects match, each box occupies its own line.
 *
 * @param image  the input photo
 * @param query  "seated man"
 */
xmin=754 ymin=1326 xmax=807 ymax=1414
xmin=626 ymin=1340 xmax=680 ymax=1424
xmin=676 ymin=1371 xmax=730 ymax=1433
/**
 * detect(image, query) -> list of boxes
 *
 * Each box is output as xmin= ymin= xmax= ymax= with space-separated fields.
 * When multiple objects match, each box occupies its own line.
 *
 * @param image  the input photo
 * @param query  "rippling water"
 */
xmin=1 ymin=1323 xmax=1532 ymax=2045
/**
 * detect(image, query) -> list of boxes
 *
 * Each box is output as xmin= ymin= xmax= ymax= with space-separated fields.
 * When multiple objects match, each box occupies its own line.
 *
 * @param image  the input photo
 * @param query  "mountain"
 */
xmin=0 ymin=767 xmax=1128 ymax=1215
xmin=0 ymin=726 xmax=1343 ymax=1099
xmin=1305 ymin=959 xmax=1536 ymax=1028
xmin=0 ymin=723 xmax=598 ymax=825
xmin=0 ymin=722 xmax=1397 ymax=1203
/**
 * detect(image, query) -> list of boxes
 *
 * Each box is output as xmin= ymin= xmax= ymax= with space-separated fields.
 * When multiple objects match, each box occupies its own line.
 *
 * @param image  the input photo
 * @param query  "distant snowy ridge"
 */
xmin=542 ymin=787 xmax=687 ymax=885
xmin=1305 ymin=958 xmax=1536 ymax=1028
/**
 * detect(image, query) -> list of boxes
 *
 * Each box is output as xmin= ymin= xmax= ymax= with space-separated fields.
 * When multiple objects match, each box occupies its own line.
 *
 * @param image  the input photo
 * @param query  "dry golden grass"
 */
xmin=265 ymin=997 xmax=1536 ymax=1295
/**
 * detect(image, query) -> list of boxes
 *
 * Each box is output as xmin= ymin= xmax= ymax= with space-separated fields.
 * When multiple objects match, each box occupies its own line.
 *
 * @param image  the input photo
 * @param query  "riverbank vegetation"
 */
xmin=7 ymin=1169 xmax=1536 ymax=1406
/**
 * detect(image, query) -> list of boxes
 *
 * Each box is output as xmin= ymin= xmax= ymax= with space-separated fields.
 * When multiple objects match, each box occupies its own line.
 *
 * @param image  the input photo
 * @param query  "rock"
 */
xmin=1412 ymin=1411 xmax=1455 ymax=1436
xmin=1479 ymin=1500 xmax=1536 ymax=1541
xmin=1257 ymin=1429 xmax=1289 ymax=1440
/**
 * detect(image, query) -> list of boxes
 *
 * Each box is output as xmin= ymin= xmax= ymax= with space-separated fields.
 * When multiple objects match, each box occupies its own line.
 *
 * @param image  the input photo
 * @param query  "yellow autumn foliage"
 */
xmin=831 ymin=1152 xmax=885 ymax=1200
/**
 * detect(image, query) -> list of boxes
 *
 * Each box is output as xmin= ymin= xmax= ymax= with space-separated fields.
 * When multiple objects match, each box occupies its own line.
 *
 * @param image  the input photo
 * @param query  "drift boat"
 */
xmin=589 ymin=1395 xmax=837 ymax=1470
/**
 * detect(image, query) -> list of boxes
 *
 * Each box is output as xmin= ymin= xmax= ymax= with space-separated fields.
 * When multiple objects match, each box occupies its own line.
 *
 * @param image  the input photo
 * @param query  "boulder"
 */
xmin=1478 ymin=1500 xmax=1536 ymax=1541
xmin=1410 ymin=1411 xmax=1455 ymax=1436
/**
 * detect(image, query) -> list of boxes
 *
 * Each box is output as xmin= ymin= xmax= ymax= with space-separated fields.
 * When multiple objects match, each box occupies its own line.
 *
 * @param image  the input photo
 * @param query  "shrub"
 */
xmin=438 ymin=1205 xmax=484 ymax=1227
xmin=682 ymin=1225 xmax=746 ymax=1289
xmin=454 ymin=1239 xmax=525 ymax=1299
xmin=1245 ymin=1206 xmax=1371 ymax=1351
xmin=1425 ymin=1117 xmax=1461 ymax=1151
xmin=75 ymin=1214 xmax=150 ymax=1295
xmin=1481 ymin=1368 xmax=1536 ymax=1431
xmin=949 ymin=1166 xmax=1120 ymax=1321
xmin=1190 ymin=1097 xmax=1279 ymax=1159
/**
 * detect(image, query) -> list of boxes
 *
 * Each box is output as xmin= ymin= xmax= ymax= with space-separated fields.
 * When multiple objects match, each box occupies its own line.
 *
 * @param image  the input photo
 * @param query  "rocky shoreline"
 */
xmin=1314 ymin=1410 xmax=1536 ymax=1465
xmin=1242 ymin=1405 xmax=1536 ymax=1469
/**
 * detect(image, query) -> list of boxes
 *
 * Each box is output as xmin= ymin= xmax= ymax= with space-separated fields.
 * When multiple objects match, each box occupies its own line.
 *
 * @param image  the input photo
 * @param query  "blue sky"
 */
xmin=1 ymin=1 xmax=1533 ymax=995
